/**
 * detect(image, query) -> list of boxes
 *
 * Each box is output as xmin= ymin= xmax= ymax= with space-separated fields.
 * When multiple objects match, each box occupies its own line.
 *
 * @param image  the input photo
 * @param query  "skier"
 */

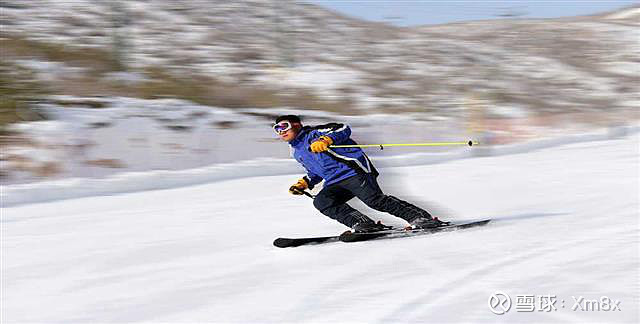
xmin=274 ymin=115 xmax=448 ymax=233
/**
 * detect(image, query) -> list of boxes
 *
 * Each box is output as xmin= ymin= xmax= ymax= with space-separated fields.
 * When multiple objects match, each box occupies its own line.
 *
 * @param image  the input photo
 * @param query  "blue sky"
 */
xmin=307 ymin=1 xmax=638 ymax=26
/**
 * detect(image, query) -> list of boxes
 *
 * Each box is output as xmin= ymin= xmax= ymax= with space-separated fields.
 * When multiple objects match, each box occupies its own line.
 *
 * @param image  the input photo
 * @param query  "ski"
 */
xmin=273 ymin=235 xmax=340 ymax=248
xmin=273 ymin=219 xmax=491 ymax=248
xmin=339 ymin=219 xmax=491 ymax=243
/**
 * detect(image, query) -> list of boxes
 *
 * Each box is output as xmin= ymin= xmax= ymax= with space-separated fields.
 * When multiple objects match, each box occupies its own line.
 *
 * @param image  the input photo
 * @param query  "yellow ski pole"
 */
xmin=330 ymin=140 xmax=478 ymax=150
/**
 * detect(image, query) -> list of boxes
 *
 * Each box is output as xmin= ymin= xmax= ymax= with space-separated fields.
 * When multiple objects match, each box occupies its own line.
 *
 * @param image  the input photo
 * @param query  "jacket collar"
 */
xmin=289 ymin=126 xmax=311 ymax=147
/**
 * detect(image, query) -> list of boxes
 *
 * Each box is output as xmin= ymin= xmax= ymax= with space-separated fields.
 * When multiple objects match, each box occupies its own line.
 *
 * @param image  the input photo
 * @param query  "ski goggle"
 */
xmin=273 ymin=121 xmax=292 ymax=134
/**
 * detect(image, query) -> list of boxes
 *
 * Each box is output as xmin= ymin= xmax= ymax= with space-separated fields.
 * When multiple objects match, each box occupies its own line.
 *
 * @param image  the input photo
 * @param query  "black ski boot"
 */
xmin=345 ymin=211 xmax=391 ymax=233
xmin=408 ymin=216 xmax=449 ymax=229
xmin=352 ymin=220 xmax=391 ymax=233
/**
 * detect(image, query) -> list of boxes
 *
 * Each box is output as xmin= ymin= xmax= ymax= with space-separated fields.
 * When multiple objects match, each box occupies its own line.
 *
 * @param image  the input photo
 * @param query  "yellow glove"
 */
xmin=310 ymin=136 xmax=333 ymax=153
xmin=288 ymin=178 xmax=309 ymax=195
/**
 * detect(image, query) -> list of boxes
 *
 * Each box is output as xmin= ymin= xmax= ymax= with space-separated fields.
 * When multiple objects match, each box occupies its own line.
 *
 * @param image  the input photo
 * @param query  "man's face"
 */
xmin=275 ymin=121 xmax=301 ymax=142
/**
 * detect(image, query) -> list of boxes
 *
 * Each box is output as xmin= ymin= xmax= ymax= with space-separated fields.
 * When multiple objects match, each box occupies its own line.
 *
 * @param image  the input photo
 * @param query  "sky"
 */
xmin=306 ymin=1 xmax=639 ymax=26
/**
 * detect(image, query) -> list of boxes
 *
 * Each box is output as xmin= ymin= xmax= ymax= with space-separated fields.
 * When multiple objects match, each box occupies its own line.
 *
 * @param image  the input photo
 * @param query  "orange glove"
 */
xmin=310 ymin=136 xmax=333 ymax=153
xmin=288 ymin=178 xmax=309 ymax=195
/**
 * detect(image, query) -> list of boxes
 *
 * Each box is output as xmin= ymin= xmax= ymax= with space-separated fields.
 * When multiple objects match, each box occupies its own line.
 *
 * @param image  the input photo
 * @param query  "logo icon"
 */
xmin=489 ymin=291 xmax=512 ymax=315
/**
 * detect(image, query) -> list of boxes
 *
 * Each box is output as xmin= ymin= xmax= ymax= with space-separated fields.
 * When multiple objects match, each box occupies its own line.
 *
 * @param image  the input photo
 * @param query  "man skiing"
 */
xmin=274 ymin=115 xmax=448 ymax=233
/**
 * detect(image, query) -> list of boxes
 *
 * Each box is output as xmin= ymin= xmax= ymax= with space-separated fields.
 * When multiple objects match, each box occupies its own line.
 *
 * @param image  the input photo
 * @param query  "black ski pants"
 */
xmin=312 ymin=173 xmax=432 ymax=227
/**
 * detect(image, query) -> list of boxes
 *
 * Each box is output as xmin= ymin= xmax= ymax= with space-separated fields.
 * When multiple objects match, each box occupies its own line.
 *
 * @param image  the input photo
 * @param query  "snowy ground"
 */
xmin=1 ymin=134 xmax=638 ymax=323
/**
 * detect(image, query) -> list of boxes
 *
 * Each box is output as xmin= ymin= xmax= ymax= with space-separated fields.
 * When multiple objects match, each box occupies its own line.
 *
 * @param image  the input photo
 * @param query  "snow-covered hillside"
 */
xmin=3 ymin=1 xmax=638 ymax=186
xmin=2 ymin=133 xmax=638 ymax=322
xmin=2 ymin=1 xmax=639 ymax=114
xmin=0 ymin=97 xmax=470 ymax=185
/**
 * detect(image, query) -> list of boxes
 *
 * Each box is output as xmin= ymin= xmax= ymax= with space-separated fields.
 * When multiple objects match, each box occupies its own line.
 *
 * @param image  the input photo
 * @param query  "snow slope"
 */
xmin=1 ymin=134 xmax=638 ymax=323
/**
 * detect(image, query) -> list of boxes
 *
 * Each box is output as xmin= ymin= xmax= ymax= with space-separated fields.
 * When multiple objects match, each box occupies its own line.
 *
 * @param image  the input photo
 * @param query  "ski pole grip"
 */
xmin=292 ymin=187 xmax=315 ymax=199
xmin=298 ymin=189 xmax=314 ymax=199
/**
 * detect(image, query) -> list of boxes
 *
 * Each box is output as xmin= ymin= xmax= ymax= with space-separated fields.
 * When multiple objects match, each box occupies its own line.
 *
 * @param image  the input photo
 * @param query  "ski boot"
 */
xmin=407 ymin=216 xmax=450 ymax=230
xmin=351 ymin=219 xmax=392 ymax=233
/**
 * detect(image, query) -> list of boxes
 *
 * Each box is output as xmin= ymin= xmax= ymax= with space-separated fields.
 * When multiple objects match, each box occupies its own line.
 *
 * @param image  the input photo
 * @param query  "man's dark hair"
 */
xmin=275 ymin=114 xmax=302 ymax=124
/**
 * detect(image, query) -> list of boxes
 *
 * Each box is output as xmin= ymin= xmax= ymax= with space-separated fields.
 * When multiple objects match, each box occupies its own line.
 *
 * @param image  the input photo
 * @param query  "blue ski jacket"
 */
xmin=289 ymin=123 xmax=378 ymax=188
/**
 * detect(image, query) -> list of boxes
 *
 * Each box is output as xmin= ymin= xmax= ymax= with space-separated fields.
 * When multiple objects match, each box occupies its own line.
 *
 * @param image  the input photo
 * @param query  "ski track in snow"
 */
xmin=1 ymin=134 xmax=639 ymax=323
